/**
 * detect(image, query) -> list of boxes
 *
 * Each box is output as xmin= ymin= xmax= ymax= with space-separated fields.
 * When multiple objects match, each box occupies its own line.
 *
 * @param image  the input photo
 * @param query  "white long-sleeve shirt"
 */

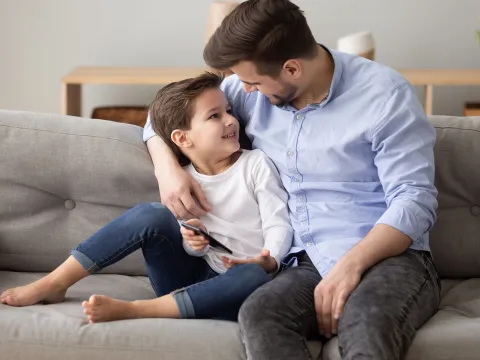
xmin=182 ymin=149 xmax=293 ymax=274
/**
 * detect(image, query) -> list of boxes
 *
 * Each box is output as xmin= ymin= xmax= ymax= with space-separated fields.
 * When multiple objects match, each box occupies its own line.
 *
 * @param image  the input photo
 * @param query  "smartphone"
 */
xmin=180 ymin=222 xmax=233 ymax=254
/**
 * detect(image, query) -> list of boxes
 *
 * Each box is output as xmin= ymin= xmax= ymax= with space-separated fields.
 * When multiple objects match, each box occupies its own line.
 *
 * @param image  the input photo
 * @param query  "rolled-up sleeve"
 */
xmin=371 ymin=82 xmax=438 ymax=243
xmin=143 ymin=113 xmax=157 ymax=142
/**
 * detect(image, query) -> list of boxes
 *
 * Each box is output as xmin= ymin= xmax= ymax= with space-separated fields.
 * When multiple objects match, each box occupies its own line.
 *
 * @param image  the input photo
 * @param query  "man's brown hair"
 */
xmin=149 ymin=72 xmax=223 ymax=164
xmin=203 ymin=0 xmax=318 ymax=77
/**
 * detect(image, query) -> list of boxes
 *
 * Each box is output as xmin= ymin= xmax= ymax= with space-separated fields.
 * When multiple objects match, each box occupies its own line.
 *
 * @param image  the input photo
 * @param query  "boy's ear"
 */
xmin=171 ymin=129 xmax=192 ymax=149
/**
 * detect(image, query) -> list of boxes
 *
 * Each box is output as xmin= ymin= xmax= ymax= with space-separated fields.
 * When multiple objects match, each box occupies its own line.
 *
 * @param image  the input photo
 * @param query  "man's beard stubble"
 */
xmin=268 ymin=83 xmax=298 ymax=107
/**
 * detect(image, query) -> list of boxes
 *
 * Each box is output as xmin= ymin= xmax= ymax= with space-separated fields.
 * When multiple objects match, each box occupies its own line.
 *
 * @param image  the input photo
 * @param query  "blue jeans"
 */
xmin=71 ymin=202 xmax=270 ymax=321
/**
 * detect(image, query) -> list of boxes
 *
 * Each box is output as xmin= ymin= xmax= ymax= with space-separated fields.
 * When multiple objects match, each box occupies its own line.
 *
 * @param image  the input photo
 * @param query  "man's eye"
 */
xmin=209 ymin=113 xmax=219 ymax=119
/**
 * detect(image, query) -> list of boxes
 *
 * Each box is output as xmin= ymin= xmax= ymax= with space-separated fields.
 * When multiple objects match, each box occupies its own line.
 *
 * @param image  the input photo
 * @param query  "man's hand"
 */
xmin=313 ymin=224 xmax=412 ymax=338
xmin=180 ymin=219 xmax=209 ymax=252
xmin=221 ymin=249 xmax=277 ymax=273
xmin=314 ymin=261 xmax=362 ymax=338
xmin=158 ymin=167 xmax=211 ymax=219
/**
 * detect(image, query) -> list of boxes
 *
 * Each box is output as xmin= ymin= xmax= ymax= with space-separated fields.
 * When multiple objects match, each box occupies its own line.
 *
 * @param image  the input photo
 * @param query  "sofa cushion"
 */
xmin=0 ymin=271 xmax=322 ymax=360
xmin=321 ymin=279 xmax=480 ymax=360
xmin=428 ymin=116 xmax=480 ymax=278
xmin=0 ymin=271 xmax=246 ymax=360
xmin=0 ymin=110 xmax=158 ymax=275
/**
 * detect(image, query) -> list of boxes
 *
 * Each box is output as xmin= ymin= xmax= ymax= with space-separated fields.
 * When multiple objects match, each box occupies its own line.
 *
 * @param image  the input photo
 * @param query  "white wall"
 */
xmin=1 ymin=0 xmax=480 ymax=117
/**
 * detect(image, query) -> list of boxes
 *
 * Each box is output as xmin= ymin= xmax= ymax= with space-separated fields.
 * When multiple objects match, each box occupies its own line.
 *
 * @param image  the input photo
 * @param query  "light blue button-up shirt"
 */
xmin=143 ymin=47 xmax=438 ymax=277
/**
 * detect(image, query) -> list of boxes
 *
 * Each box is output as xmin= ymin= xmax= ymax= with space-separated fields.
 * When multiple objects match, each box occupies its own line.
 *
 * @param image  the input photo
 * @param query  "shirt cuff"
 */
xmin=182 ymin=239 xmax=210 ymax=257
xmin=375 ymin=200 xmax=426 ymax=242
xmin=263 ymin=227 xmax=293 ymax=274
xmin=142 ymin=115 xmax=157 ymax=142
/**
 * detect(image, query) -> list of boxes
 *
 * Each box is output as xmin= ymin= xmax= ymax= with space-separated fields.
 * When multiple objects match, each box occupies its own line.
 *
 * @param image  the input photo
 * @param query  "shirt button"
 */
xmin=301 ymin=221 xmax=307 ymax=227
xmin=306 ymin=242 xmax=313 ymax=247
xmin=296 ymin=114 xmax=303 ymax=120
xmin=287 ymin=150 xmax=294 ymax=157
xmin=298 ymin=196 xmax=303 ymax=202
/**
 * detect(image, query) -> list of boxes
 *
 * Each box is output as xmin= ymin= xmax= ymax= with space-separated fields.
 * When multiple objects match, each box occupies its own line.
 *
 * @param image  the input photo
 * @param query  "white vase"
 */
xmin=337 ymin=31 xmax=375 ymax=60
xmin=205 ymin=1 xmax=240 ymax=45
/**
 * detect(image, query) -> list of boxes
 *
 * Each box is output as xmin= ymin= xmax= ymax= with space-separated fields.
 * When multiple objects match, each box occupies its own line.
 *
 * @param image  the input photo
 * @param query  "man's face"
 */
xmin=231 ymin=61 xmax=298 ymax=106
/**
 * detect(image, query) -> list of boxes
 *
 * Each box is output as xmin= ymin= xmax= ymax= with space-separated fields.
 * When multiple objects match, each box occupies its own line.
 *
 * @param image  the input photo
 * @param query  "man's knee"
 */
xmin=238 ymin=281 xmax=279 ymax=329
xmin=338 ymin=297 xmax=411 ymax=360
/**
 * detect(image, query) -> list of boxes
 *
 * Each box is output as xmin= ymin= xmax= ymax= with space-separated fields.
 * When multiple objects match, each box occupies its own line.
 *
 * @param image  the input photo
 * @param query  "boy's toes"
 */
xmin=89 ymin=294 xmax=103 ymax=307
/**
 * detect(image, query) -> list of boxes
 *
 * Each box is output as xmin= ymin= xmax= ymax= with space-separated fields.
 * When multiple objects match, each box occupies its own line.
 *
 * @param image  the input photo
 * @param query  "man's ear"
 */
xmin=171 ymin=129 xmax=192 ymax=149
xmin=282 ymin=59 xmax=302 ymax=80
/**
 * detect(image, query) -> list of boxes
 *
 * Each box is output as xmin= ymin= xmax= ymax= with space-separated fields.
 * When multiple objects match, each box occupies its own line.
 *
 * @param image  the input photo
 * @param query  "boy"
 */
xmin=0 ymin=72 xmax=293 ymax=323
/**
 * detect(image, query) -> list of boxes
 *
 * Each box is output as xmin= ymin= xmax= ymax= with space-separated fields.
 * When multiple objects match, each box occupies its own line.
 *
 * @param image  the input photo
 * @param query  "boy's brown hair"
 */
xmin=203 ymin=0 xmax=318 ymax=77
xmin=149 ymin=72 xmax=223 ymax=164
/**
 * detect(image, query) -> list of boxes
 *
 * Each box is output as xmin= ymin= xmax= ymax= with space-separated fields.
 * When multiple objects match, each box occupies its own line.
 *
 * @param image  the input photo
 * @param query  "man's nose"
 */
xmin=243 ymin=83 xmax=257 ymax=93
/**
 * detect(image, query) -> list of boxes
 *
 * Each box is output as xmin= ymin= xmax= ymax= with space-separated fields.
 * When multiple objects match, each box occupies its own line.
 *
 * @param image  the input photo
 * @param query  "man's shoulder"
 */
xmin=334 ymin=50 xmax=408 ymax=91
xmin=221 ymin=74 xmax=246 ymax=97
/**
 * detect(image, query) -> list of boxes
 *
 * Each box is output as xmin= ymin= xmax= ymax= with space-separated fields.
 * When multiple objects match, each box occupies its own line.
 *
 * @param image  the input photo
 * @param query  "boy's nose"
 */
xmin=225 ymin=113 xmax=237 ymax=126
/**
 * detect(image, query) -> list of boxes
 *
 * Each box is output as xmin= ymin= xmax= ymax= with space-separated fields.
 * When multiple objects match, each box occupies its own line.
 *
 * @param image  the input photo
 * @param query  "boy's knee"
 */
xmin=128 ymin=203 xmax=178 ymax=231
xmin=231 ymin=264 xmax=270 ymax=290
xmin=132 ymin=202 xmax=177 ymax=224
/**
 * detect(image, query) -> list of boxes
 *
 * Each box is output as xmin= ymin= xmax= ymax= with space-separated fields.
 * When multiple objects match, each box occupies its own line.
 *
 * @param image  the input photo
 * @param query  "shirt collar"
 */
xmin=318 ymin=44 xmax=343 ymax=107
xmin=279 ymin=44 xmax=343 ymax=111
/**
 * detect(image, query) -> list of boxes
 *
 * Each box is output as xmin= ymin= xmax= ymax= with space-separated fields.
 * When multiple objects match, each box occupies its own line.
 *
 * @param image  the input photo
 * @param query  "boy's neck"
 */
xmin=190 ymin=151 xmax=243 ymax=176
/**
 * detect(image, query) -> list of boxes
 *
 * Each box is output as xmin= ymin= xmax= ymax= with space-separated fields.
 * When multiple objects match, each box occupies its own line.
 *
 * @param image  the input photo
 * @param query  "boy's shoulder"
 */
xmin=240 ymin=149 xmax=270 ymax=166
xmin=240 ymin=149 xmax=278 ymax=178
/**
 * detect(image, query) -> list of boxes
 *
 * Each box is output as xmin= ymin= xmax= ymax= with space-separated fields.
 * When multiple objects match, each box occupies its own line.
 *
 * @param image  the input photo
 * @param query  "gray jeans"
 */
xmin=238 ymin=250 xmax=441 ymax=360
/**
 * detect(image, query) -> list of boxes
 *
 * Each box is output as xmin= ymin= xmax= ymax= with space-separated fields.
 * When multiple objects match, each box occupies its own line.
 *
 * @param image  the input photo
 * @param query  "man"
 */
xmin=142 ymin=0 xmax=441 ymax=359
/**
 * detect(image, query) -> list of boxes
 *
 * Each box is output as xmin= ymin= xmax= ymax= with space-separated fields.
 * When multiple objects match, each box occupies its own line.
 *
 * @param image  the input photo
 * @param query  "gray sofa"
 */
xmin=0 ymin=109 xmax=479 ymax=360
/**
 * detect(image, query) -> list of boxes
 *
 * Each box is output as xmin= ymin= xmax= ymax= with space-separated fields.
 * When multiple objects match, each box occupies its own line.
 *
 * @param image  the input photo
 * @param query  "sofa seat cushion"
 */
xmin=0 ymin=272 xmax=246 ymax=360
xmin=0 ymin=271 xmax=322 ymax=360
xmin=321 ymin=279 xmax=480 ymax=360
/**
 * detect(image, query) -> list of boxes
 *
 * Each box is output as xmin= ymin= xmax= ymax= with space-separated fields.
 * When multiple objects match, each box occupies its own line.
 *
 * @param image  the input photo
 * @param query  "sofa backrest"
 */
xmin=1 ymin=111 xmax=479 ymax=279
xmin=428 ymin=115 xmax=480 ymax=278
xmin=0 ymin=110 xmax=157 ymax=276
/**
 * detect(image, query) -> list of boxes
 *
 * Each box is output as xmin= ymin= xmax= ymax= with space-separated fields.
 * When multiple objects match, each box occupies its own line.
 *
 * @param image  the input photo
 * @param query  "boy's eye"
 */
xmin=208 ymin=113 xmax=219 ymax=119
xmin=226 ymin=109 xmax=233 ymax=115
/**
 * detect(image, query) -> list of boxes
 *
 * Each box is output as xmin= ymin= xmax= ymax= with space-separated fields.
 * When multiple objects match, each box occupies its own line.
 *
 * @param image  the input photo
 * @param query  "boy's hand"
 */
xmin=221 ymin=249 xmax=278 ymax=273
xmin=181 ymin=219 xmax=209 ymax=251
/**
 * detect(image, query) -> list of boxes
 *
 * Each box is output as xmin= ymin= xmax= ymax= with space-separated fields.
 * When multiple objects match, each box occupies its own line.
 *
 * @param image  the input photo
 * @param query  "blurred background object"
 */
xmin=337 ymin=31 xmax=375 ymax=60
xmin=205 ymin=1 xmax=239 ymax=45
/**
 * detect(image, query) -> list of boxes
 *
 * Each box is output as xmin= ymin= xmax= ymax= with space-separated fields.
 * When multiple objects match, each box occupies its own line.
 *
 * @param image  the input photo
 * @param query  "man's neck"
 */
xmin=190 ymin=151 xmax=242 ymax=176
xmin=291 ymin=46 xmax=335 ymax=110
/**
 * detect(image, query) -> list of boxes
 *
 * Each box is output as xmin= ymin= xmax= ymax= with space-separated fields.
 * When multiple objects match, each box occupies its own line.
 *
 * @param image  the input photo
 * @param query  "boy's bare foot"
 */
xmin=0 ymin=279 xmax=66 ymax=307
xmin=83 ymin=295 xmax=137 ymax=323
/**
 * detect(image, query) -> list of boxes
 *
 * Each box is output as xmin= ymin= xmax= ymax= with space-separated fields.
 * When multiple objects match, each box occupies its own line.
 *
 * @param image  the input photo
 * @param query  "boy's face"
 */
xmin=182 ymin=88 xmax=240 ymax=160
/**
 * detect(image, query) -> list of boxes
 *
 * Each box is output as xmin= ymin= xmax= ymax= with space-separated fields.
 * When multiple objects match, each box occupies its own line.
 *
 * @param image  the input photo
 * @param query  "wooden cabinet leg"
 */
xmin=62 ymin=83 xmax=82 ymax=116
xmin=424 ymin=84 xmax=433 ymax=116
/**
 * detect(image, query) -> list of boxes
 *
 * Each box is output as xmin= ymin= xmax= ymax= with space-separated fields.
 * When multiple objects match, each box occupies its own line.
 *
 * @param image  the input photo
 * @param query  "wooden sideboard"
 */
xmin=61 ymin=67 xmax=480 ymax=117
